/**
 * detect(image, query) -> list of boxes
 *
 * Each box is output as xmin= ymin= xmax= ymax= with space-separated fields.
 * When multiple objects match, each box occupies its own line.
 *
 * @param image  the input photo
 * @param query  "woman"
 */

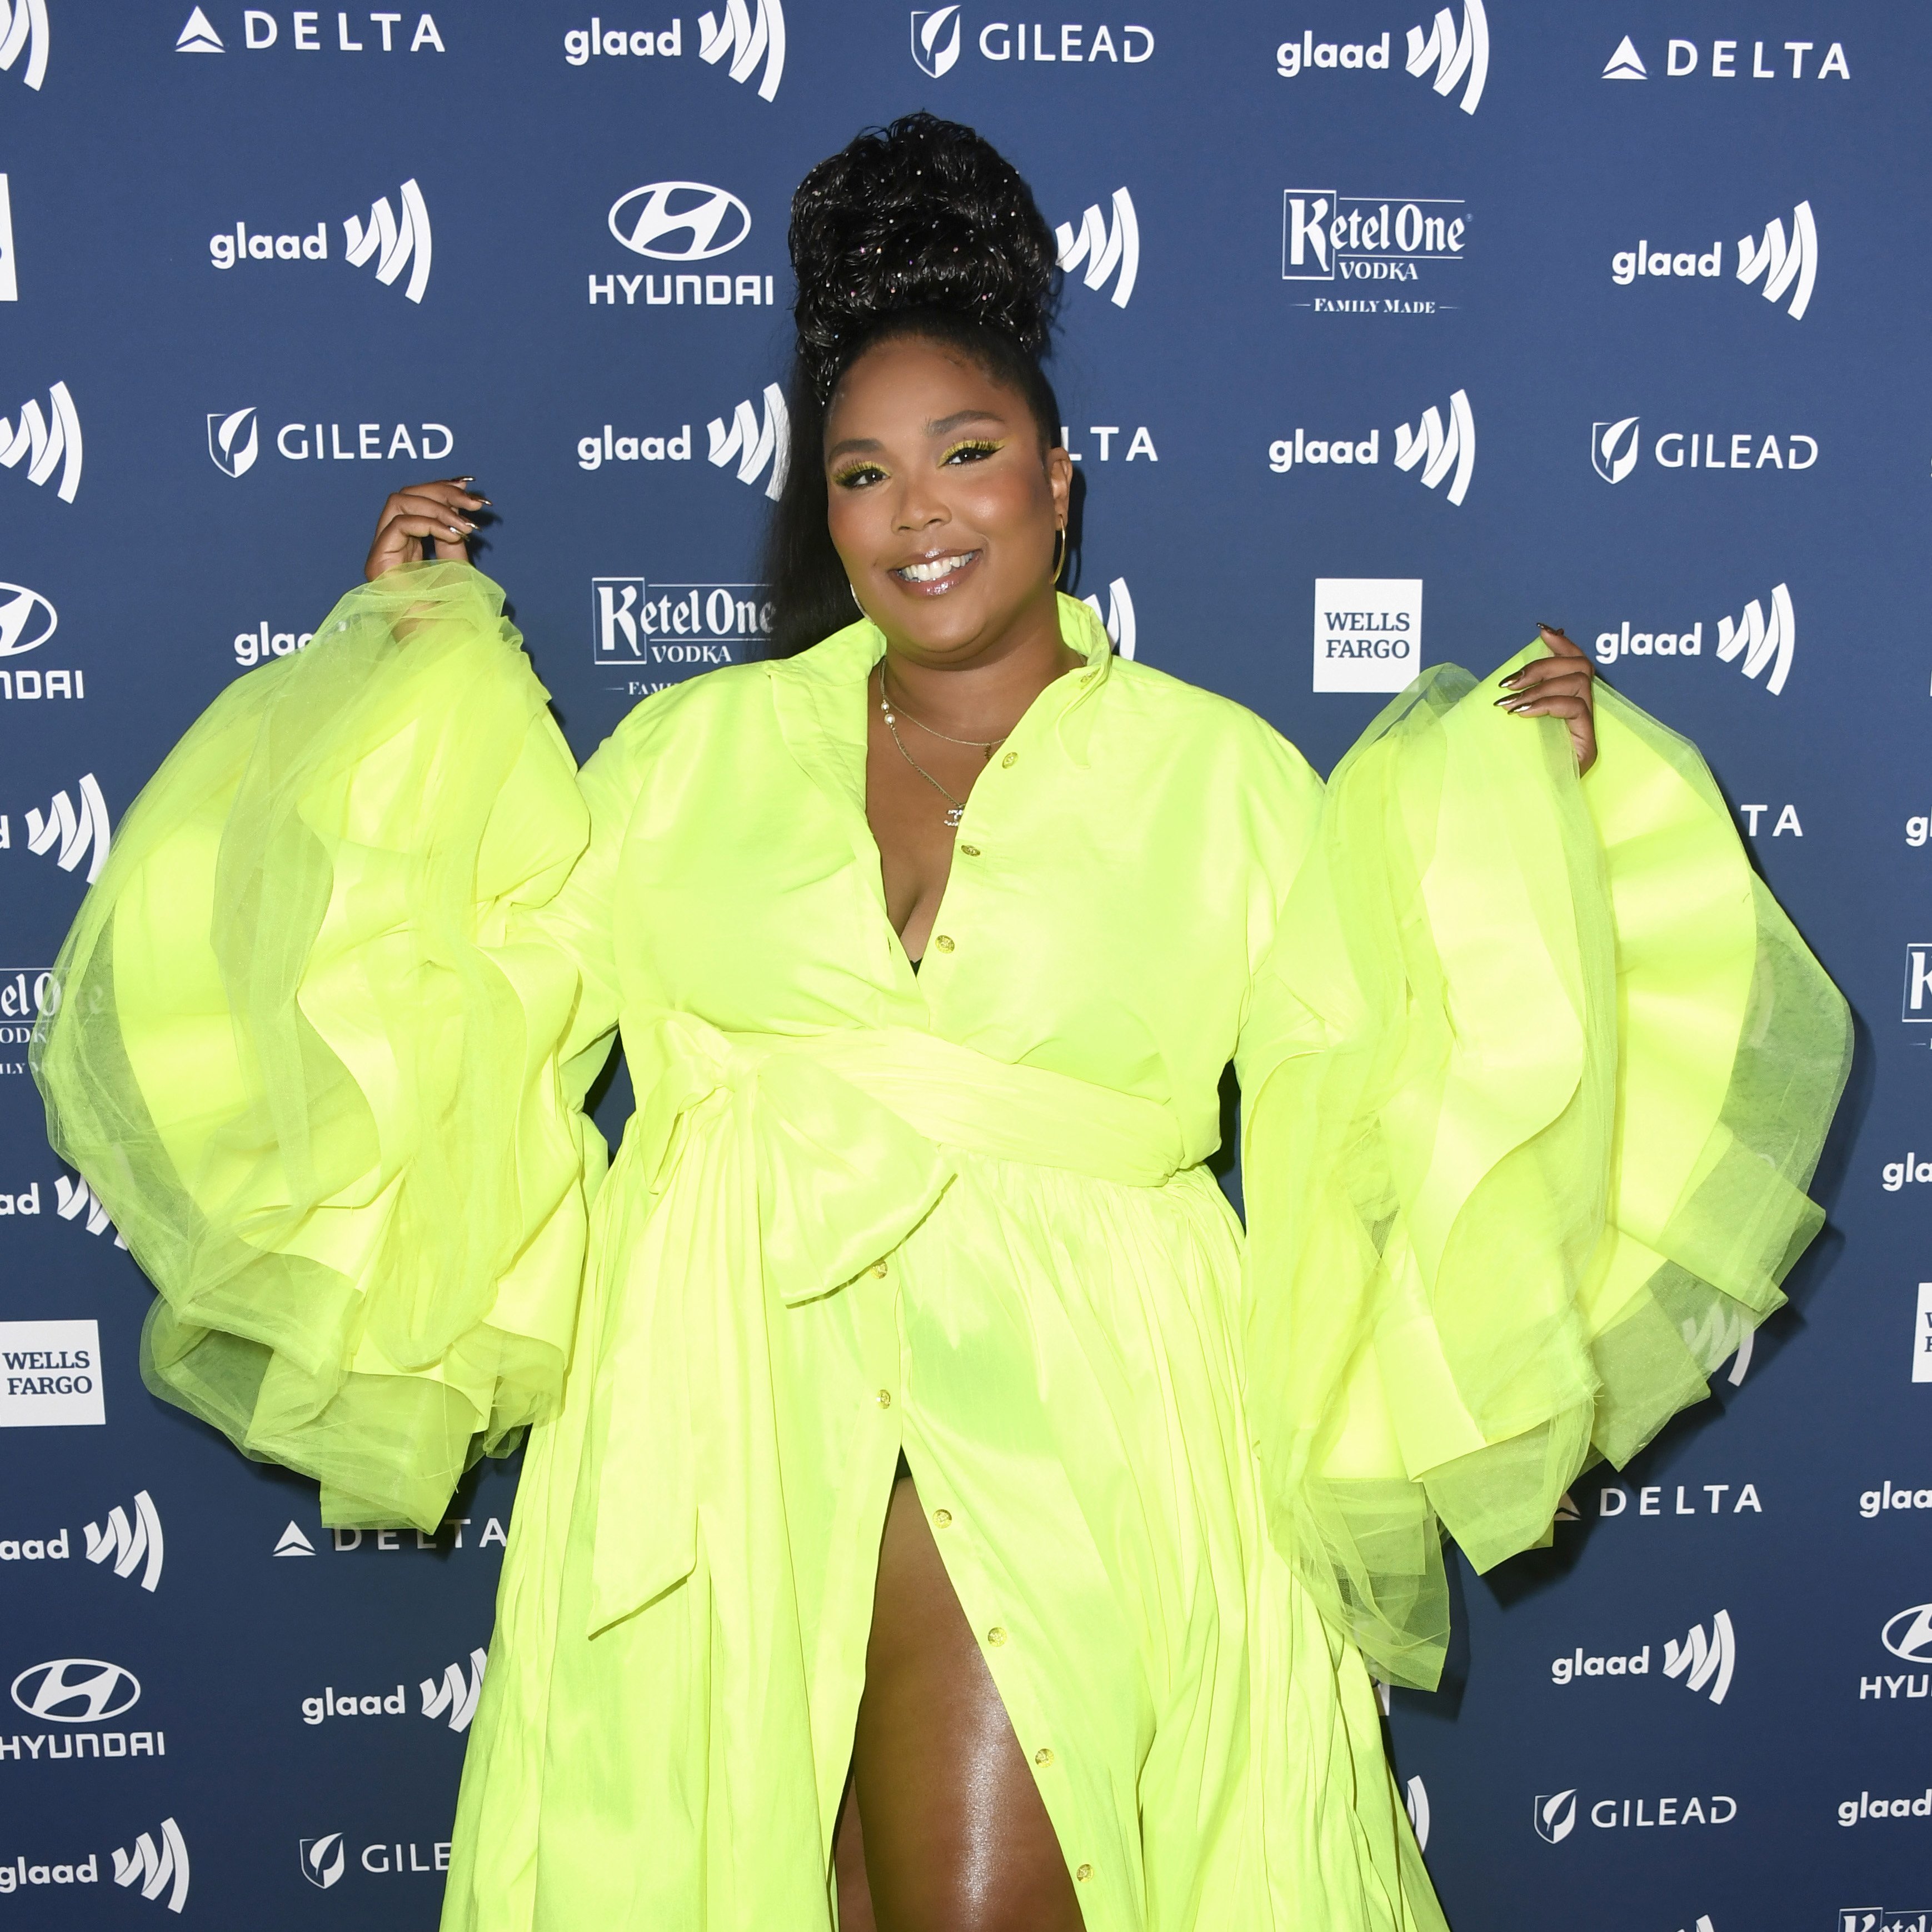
xmin=34 ymin=116 xmax=1848 ymax=1931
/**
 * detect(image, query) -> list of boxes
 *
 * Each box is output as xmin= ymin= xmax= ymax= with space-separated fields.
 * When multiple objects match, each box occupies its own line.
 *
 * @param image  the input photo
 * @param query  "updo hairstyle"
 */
xmin=762 ymin=113 xmax=1063 ymax=656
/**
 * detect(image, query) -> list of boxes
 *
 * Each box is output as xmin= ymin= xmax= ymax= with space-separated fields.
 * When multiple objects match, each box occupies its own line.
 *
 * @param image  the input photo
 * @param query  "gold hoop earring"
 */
xmin=848 ymin=582 xmax=863 ymax=613
xmin=1051 ymin=527 xmax=1067 ymax=586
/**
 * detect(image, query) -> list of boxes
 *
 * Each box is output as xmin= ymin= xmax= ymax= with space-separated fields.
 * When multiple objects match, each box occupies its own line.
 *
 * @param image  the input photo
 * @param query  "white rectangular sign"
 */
xmin=1314 ymin=578 xmax=1422 ymax=693
xmin=1915 ymin=1283 xmax=1932 ymax=1383
xmin=0 ymin=1319 xmax=106 ymax=1426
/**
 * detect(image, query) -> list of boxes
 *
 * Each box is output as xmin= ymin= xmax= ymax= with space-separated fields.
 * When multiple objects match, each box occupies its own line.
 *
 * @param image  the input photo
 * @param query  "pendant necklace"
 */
xmin=876 ymin=662 xmax=1007 ymax=829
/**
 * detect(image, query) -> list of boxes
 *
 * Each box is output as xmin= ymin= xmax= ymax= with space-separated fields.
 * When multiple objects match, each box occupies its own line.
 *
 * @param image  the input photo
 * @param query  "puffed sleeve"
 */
xmin=1235 ymin=648 xmax=1850 ymax=1689
xmin=31 ymin=562 xmax=639 ymax=1532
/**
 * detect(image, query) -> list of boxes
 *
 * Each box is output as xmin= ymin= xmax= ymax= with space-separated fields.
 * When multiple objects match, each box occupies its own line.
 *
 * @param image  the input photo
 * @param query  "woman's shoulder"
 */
xmin=1106 ymin=655 xmax=1317 ymax=785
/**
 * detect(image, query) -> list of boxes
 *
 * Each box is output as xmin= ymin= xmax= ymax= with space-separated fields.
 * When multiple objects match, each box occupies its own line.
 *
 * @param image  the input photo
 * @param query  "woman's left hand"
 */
xmin=1496 ymin=625 xmax=1597 ymax=774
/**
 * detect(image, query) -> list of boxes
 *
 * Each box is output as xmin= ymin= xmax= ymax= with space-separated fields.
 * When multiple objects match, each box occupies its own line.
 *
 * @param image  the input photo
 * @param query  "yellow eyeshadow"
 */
xmin=941 ymin=438 xmax=1006 ymax=463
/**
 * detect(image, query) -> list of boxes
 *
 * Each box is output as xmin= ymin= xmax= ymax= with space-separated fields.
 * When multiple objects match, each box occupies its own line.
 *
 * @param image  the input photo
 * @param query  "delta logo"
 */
xmin=1601 ymin=34 xmax=1848 ymax=82
xmin=176 ymin=8 xmax=446 ymax=54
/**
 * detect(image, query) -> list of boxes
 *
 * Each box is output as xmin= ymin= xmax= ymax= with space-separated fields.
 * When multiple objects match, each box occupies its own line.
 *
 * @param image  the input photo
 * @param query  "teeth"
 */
xmin=897 ymin=552 xmax=975 ymax=583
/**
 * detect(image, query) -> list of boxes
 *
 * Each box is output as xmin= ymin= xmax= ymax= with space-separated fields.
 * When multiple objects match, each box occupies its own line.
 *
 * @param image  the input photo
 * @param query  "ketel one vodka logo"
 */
xmin=1056 ymin=188 xmax=1137 ymax=308
xmin=1284 ymin=191 xmax=1466 ymax=293
xmin=592 ymin=578 xmax=773 ymax=672
xmin=0 ymin=382 xmax=81 ymax=503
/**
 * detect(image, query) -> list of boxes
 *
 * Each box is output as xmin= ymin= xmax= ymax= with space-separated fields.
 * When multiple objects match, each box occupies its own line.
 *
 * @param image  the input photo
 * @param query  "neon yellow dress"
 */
xmin=33 ymin=564 xmax=1848 ymax=1931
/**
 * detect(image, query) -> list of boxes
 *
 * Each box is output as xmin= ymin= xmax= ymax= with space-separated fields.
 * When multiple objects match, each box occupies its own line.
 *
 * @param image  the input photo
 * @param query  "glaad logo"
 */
xmin=208 ymin=405 xmax=257 ymax=476
xmin=1860 ymin=1480 xmax=1932 ymax=1513
xmin=420 ymin=1648 xmax=487 ymax=1731
xmin=56 ymin=1173 xmax=123 ymax=1242
xmin=1 ymin=382 xmax=82 ymax=503
xmin=0 ymin=0 xmax=48 ymax=91
xmin=697 ymin=0 xmax=784 ymax=101
xmin=300 ymin=1833 xmax=346 ymax=1890
xmin=1394 ymin=390 xmax=1475 ymax=505
xmin=1662 ymin=1610 xmax=1737 ymax=1703
xmin=0 ymin=582 xmax=56 ymax=655
xmin=1405 ymin=0 xmax=1486 ymax=114
xmin=1611 ymin=200 xmax=1818 ymax=322
xmin=912 ymin=6 xmax=959 ymax=76
xmin=84 ymin=1492 xmax=163 ymax=1592
xmin=11 ymin=1658 xmax=139 ymax=1723
xmin=706 ymin=383 xmax=788 ymax=500
xmin=343 ymin=179 xmax=432 ymax=302
xmin=7 ymin=774 xmax=112 ymax=883
xmin=1600 ymin=36 xmax=1849 ymax=82
xmin=1882 ymin=1603 xmax=1932 ymax=1664
xmin=1405 ymin=1775 xmax=1430 ymax=1851
xmin=112 ymin=1820 xmax=189 ymax=1915
xmin=1056 ymin=188 xmax=1137 ymax=308
xmin=1535 ymin=1791 xmax=1577 ymax=1844
xmin=1080 ymin=578 xmax=1136 ymax=660
xmin=1595 ymin=585 xmax=1797 ymax=697
xmin=608 ymin=181 xmax=750 ymax=260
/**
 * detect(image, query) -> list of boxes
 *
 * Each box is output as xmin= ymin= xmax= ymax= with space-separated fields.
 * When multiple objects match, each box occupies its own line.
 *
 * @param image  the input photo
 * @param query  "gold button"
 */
xmin=1001 ymin=751 xmax=1017 ymax=768
xmin=958 ymin=843 xmax=981 ymax=857
xmin=1034 ymin=1748 xmax=1054 ymax=1767
xmin=986 ymin=1626 xmax=1006 ymax=1646
xmin=1076 ymin=1865 xmax=1092 ymax=1882
xmin=932 ymin=1508 xmax=952 ymax=1526
xmin=875 ymin=1390 xmax=892 ymax=1408
xmin=933 ymin=935 xmax=955 ymax=953
xmin=869 ymin=1261 xmax=888 ymax=1278
xmin=1080 ymin=669 xmax=1096 ymax=683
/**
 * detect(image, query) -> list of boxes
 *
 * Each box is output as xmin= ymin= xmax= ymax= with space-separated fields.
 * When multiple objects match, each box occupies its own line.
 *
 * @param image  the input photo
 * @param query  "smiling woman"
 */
xmin=33 ymin=110 xmax=1848 ymax=1932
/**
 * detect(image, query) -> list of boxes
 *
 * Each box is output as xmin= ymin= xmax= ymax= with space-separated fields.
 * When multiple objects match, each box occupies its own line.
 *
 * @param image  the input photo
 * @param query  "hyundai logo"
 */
xmin=11 ymin=1657 xmax=141 ymax=1723
xmin=608 ymin=182 xmax=751 ymax=261
xmin=0 ymin=581 xmax=57 ymax=657
xmin=1881 ymin=1601 xmax=1932 ymax=1664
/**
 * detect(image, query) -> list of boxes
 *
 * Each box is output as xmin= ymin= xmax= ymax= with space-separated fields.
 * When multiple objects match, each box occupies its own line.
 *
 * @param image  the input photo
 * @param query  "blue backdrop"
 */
xmin=1 ymin=3 xmax=1924 ymax=1927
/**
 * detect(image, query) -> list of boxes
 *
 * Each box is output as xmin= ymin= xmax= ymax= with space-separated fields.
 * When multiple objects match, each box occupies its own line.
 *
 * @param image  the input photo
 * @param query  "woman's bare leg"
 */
xmin=838 ymin=1472 xmax=1084 ymax=1932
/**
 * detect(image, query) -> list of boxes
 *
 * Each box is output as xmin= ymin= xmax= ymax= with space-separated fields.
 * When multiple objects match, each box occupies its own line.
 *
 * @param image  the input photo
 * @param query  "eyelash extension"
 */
xmin=832 ymin=462 xmax=887 ymax=489
xmin=941 ymin=438 xmax=1006 ymax=465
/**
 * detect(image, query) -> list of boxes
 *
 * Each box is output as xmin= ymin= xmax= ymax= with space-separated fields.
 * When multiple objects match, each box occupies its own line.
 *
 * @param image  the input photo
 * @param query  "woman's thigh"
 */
xmin=837 ymin=1474 xmax=1085 ymax=1932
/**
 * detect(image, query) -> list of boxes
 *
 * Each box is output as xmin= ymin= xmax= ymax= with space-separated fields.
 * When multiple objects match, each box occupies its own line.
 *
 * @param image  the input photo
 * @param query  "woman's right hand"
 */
xmin=364 ymin=476 xmax=489 ymax=582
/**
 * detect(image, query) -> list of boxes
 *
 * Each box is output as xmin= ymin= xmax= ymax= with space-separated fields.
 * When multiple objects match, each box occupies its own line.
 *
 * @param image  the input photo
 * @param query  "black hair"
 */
xmin=762 ymin=113 xmax=1062 ymax=658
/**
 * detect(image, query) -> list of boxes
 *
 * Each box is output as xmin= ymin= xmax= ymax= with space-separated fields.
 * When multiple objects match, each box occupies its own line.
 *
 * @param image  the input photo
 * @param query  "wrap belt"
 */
xmin=585 ymin=1016 xmax=1187 ymax=1635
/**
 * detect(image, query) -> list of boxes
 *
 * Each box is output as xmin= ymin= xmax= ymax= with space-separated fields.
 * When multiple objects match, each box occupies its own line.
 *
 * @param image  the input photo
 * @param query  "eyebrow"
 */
xmin=826 ymin=408 xmax=1010 ymax=462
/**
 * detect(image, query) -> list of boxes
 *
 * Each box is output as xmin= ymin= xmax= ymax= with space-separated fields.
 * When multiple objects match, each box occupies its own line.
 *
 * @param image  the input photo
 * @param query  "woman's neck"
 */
xmin=877 ymin=591 xmax=1084 ymax=740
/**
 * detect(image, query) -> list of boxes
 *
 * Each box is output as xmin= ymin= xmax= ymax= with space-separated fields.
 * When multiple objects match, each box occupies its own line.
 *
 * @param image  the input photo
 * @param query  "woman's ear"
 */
xmin=1046 ymin=444 xmax=1075 ymax=527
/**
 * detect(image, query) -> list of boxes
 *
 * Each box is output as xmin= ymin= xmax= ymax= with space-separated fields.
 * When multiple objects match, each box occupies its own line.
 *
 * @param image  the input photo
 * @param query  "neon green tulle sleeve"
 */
xmin=1236 ymin=647 xmax=1851 ymax=1690
xmin=31 ymin=563 xmax=626 ymax=1532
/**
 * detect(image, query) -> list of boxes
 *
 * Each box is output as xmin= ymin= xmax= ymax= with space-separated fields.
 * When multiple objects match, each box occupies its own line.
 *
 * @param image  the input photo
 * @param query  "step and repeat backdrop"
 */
xmin=1 ymin=2 xmax=1926 ymax=1927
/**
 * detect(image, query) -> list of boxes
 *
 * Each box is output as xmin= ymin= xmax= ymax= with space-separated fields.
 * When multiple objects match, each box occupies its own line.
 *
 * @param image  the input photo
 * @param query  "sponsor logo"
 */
xmin=1592 ymin=416 xmax=1818 ymax=482
xmin=1276 ymin=2 xmax=1486 ymax=113
xmin=207 ymin=178 xmax=434 ymax=305
xmin=296 ymin=1647 xmax=485 ymax=1730
xmin=697 ymin=0 xmax=784 ymax=100
xmin=911 ymin=11 xmax=1154 ymax=72
xmin=1 ymin=382 xmax=81 ymax=503
xmin=0 ymin=773 xmax=112 ymax=883
xmin=301 ymin=1833 xmax=453 ymax=1885
xmin=1548 ymin=1609 xmax=1736 ymax=1703
xmin=113 ymin=1820 xmax=189 ymax=1913
xmin=592 ymin=578 xmax=771 ymax=686
xmin=1266 ymin=398 xmax=1474 ymax=500
xmin=420 ymin=1648 xmax=487 ymax=1731
xmin=0 ymin=968 xmax=56 ymax=1073
xmin=84 ymin=1492 xmax=163 ymax=1591
xmin=180 ymin=9 xmax=447 ymax=54
xmin=1080 ymin=577 xmax=1136 ymax=661
xmin=1060 ymin=422 xmax=1156 ymax=463
xmin=1611 ymin=200 xmax=1818 ymax=321
xmin=1839 ymin=1793 xmax=1932 ymax=1827
xmin=0 ymin=0 xmax=48 ymax=90
xmin=1840 ymin=1914 xmax=1932 ymax=1931
xmin=11 ymin=1658 xmax=138 ymax=1724
xmin=56 ymin=1174 xmax=123 ymax=1242
xmin=0 ymin=1850 xmax=103 ymax=1895
xmin=232 ymin=621 xmax=313 ymax=667
xmin=0 ymin=583 xmax=49 ymax=656
xmin=1283 ymin=189 xmax=1466 ymax=306
xmin=209 ymin=410 xmax=455 ymax=475
xmin=1860 ymin=1481 xmax=1932 ymax=1515
xmin=0 ymin=173 xmax=15 ymax=301
xmin=1601 ymin=36 xmax=1849 ymax=82
xmin=314 ymin=1517 xmax=507 ymax=1552
xmin=707 ymin=383 xmax=788 ymax=499
xmin=274 ymin=1520 xmax=316 ymax=1555
xmin=0 ymin=1319 xmax=104 ymax=1427
xmin=1404 ymin=1775 xmax=1430 ymax=1851
xmin=1592 ymin=583 xmax=1796 ymax=697
xmin=1736 ymin=803 xmax=1803 ymax=840
xmin=1313 ymin=578 xmax=1421 ymax=695
xmin=1538 ymin=1790 xmax=1738 ymax=1839
xmin=1884 ymin=1604 xmax=1932 ymax=1663
xmin=609 ymin=181 xmax=749 ymax=261
xmin=1592 ymin=1481 xmax=1765 ymax=1516
xmin=564 ymin=18 xmax=685 ymax=64
xmin=1056 ymin=188 xmax=1137 ymax=307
